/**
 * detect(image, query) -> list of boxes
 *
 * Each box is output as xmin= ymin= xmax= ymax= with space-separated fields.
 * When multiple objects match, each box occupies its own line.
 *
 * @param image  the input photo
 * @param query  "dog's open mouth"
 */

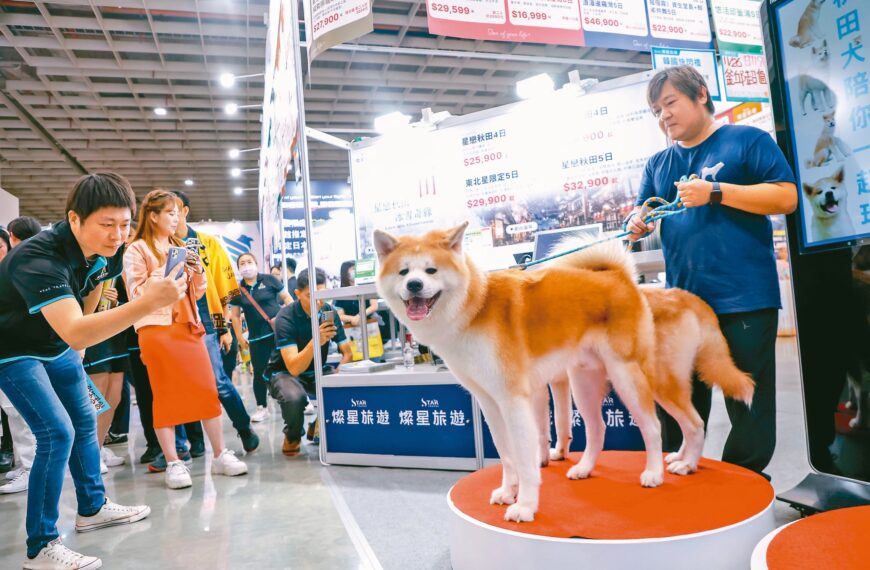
xmin=404 ymin=292 xmax=441 ymax=321
xmin=822 ymin=197 xmax=839 ymax=213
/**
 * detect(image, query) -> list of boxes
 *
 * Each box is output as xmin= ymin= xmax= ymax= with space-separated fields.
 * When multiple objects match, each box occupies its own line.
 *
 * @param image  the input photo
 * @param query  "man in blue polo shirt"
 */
xmin=627 ymin=66 xmax=798 ymax=475
xmin=0 ymin=173 xmax=186 ymax=569
xmin=265 ymin=268 xmax=352 ymax=456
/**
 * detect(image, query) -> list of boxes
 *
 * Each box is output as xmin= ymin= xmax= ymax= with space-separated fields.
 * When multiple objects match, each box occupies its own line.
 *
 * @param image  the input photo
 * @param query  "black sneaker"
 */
xmin=189 ymin=439 xmax=206 ymax=458
xmin=139 ymin=446 xmax=161 ymax=464
xmin=104 ymin=432 xmax=128 ymax=446
xmin=238 ymin=429 xmax=260 ymax=453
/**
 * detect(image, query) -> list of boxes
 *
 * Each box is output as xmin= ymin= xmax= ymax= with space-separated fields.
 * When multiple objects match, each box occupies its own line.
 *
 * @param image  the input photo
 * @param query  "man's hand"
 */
xmin=626 ymin=212 xmax=655 ymax=242
xmin=220 ymin=332 xmax=232 ymax=353
xmin=675 ymin=179 xmax=714 ymax=208
xmin=238 ymin=336 xmax=250 ymax=351
xmin=141 ymin=273 xmax=186 ymax=310
xmin=319 ymin=321 xmax=337 ymax=346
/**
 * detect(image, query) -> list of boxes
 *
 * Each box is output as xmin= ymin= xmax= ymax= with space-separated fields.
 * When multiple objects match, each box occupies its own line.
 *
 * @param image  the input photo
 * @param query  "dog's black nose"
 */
xmin=406 ymin=279 xmax=424 ymax=293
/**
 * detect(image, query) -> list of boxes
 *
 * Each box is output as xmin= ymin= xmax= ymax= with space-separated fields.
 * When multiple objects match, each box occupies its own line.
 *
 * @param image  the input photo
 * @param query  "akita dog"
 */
xmin=546 ymin=287 xmax=755 ymax=477
xmin=375 ymin=223 xmax=663 ymax=522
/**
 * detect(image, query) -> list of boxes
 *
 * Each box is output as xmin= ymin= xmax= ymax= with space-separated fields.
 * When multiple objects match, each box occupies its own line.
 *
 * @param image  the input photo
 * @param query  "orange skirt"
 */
xmin=138 ymin=322 xmax=221 ymax=428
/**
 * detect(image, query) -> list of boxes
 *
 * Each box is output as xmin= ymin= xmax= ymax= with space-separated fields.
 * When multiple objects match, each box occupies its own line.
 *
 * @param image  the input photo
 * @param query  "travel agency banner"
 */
xmin=280 ymin=180 xmax=355 ymax=283
xmin=775 ymin=0 xmax=870 ymax=250
xmin=258 ymin=0 xmax=299 ymax=265
xmin=426 ymin=0 xmax=712 ymax=50
xmin=351 ymin=73 xmax=667 ymax=269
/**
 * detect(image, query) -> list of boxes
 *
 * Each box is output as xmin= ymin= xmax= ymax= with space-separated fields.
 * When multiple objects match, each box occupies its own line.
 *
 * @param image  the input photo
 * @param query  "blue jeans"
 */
xmin=203 ymin=332 xmax=250 ymax=433
xmin=0 ymin=350 xmax=105 ymax=558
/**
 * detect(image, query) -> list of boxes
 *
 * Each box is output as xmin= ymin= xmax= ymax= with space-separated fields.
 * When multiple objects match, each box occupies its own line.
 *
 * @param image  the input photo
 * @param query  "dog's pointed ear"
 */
xmin=447 ymin=222 xmax=469 ymax=253
xmin=834 ymin=167 xmax=845 ymax=183
xmin=373 ymin=230 xmax=399 ymax=259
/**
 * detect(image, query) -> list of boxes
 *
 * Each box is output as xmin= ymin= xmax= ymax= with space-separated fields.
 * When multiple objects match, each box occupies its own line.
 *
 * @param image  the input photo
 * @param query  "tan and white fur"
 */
xmin=375 ymin=224 xmax=663 ymax=523
xmin=806 ymin=111 xmax=852 ymax=167
xmin=803 ymin=167 xmax=854 ymax=241
xmin=545 ymin=287 xmax=755 ymax=477
xmin=789 ymin=0 xmax=825 ymax=49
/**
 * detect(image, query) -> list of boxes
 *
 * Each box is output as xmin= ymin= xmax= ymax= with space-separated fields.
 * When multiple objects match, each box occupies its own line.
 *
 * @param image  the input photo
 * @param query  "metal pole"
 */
xmin=286 ymin=0 xmax=328 ymax=464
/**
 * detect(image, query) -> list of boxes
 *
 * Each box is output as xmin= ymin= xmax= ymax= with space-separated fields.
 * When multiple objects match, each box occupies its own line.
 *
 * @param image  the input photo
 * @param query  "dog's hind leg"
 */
xmin=475 ymin=391 xmax=519 ymax=506
xmin=566 ymin=364 xmax=608 ymax=480
xmin=549 ymin=374 xmax=572 ymax=462
xmin=502 ymin=394 xmax=543 ymax=522
xmin=607 ymin=361 xmax=664 ymax=487
xmin=534 ymin=383 xmax=552 ymax=467
xmin=657 ymin=387 xmax=705 ymax=475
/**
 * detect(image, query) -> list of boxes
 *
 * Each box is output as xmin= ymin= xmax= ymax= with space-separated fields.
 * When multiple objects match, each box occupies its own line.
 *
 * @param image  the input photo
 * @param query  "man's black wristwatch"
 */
xmin=710 ymin=181 xmax=723 ymax=205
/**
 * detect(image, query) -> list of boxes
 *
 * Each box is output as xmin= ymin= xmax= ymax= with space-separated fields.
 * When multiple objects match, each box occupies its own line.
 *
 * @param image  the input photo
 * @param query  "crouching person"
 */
xmin=263 ymin=268 xmax=352 ymax=456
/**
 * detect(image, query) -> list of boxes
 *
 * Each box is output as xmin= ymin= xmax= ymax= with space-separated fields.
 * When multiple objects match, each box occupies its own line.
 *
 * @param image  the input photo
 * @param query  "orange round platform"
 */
xmin=751 ymin=505 xmax=870 ymax=569
xmin=448 ymin=451 xmax=776 ymax=570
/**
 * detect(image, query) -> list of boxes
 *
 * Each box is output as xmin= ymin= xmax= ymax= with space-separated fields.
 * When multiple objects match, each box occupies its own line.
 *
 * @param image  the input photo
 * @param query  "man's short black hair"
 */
xmin=172 ymin=190 xmax=191 ymax=209
xmin=7 ymin=216 xmax=42 ymax=241
xmin=0 ymin=228 xmax=9 ymax=251
xmin=647 ymin=65 xmax=715 ymax=115
xmin=296 ymin=267 xmax=326 ymax=291
xmin=287 ymin=258 xmax=297 ymax=273
xmin=66 ymin=173 xmax=137 ymax=222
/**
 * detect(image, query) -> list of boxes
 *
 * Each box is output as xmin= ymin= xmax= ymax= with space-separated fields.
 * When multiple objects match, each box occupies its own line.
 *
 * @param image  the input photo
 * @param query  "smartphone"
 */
xmin=320 ymin=310 xmax=335 ymax=324
xmin=185 ymin=237 xmax=201 ymax=254
xmin=164 ymin=246 xmax=187 ymax=279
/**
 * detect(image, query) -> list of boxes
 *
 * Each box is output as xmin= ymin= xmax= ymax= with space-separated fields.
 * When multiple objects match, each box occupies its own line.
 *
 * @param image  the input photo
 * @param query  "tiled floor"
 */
xmin=0 ymin=338 xmax=812 ymax=569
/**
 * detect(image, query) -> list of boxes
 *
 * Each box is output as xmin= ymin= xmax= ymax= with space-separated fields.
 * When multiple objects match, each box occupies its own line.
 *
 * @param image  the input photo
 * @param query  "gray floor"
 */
xmin=0 ymin=338 xmax=809 ymax=569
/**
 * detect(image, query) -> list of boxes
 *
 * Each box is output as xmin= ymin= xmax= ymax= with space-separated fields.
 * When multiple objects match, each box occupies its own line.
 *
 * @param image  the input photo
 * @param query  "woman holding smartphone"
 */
xmin=229 ymin=253 xmax=293 ymax=423
xmin=124 ymin=190 xmax=247 ymax=489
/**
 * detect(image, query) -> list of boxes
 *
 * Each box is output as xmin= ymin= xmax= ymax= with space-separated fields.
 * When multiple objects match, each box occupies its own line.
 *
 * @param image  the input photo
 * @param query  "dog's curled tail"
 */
xmin=549 ymin=239 xmax=637 ymax=282
xmin=695 ymin=317 xmax=755 ymax=406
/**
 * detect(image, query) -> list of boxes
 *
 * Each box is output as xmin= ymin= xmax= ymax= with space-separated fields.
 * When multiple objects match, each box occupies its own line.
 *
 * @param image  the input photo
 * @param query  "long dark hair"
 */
xmin=340 ymin=260 xmax=356 ymax=287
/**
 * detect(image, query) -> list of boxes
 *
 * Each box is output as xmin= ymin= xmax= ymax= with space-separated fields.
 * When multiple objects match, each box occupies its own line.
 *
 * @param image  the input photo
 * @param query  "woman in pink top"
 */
xmin=124 ymin=190 xmax=247 ymax=490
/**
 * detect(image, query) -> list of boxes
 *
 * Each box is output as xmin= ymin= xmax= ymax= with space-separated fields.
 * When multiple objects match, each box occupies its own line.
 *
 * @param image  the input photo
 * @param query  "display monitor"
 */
xmin=531 ymin=224 xmax=604 ymax=263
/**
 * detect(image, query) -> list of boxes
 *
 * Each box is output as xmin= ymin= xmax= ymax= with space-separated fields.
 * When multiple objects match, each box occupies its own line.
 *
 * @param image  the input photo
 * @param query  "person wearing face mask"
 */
xmin=229 ymin=253 xmax=293 ymax=422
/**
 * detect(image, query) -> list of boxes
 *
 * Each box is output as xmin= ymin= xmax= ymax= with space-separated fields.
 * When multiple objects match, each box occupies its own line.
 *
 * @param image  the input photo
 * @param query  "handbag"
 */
xmin=240 ymin=285 xmax=276 ymax=331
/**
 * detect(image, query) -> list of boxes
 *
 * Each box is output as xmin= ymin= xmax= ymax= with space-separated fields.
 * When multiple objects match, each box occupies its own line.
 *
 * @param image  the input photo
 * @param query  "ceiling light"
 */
xmin=224 ymin=103 xmax=239 ymax=115
xmin=230 ymin=168 xmax=241 ymax=177
xmin=516 ymin=73 xmax=555 ymax=100
xmin=154 ymin=107 xmax=167 ymax=116
xmin=374 ymin=111 xmax=412 ymax=134
xmin=228 ymin=148 xmax=240 ymax=159
xmin=234 ymin=187 xmax=243 ymax=195
xmin=219 ymin=73 xmax=235 ymax=88
xmin=184 ymin=179 xmax=194 ymax=186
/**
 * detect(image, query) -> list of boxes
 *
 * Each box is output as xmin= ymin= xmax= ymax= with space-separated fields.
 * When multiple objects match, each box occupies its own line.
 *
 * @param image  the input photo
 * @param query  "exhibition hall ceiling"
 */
xmin=0 ymin=0 xmax=651 ymax=222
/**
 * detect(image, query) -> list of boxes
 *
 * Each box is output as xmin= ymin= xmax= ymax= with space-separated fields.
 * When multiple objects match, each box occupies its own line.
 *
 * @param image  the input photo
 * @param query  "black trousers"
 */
xmin=128 ymin=349 xmax=159 ymax=449
xmin=660 ymin=308 xmax=778 ymax=474
xmin=269 ymin=373 xmax=315 ymax=440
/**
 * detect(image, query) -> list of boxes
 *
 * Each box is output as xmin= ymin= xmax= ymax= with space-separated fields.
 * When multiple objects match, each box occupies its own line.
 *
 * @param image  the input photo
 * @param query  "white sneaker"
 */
xmin=0 ymin=468 xmax=28 ymax=494
xmin=100 ymin=447 xmax=125 ymax=468
xmin=99 ymin=461 xmax=108 ymax=475
xmin=165 ymin=460 xmax=192 ymax=489
xmin=23 ymin=539 xmax=101 ymax=570
xmin=6 ymin=466 xmax=23 ymax=481
xmin=250 ymin=406 xmax=269 ymax=423
xmin=75 ymin=498 xmax=150 ymax=533
xmin=211 ymin=449 xmax=248 ymax=477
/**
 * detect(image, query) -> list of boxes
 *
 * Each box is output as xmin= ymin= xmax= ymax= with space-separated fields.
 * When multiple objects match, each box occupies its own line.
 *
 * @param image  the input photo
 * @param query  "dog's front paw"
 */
xmin=664 ymin=451 xmax=683 ymax=464
xmin=549 ymin=447 xmax=567 ymax=462
xmin=567 ymin=463 xmax=593 ymax=480
xmin=504 ymin=503 xmax=535 ymax=523
xmin=640 ymin=469 xmax=664 ymax=487
xmin=490 ymin=487 xmax=517 ymax=505
xmin=666 ymin=461 xmax=697 ymax=476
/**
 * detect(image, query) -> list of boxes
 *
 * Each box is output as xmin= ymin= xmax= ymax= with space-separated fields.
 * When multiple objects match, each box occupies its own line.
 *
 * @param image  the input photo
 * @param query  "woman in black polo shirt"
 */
xmin=230 ymin=253 xmax=293 ymax=423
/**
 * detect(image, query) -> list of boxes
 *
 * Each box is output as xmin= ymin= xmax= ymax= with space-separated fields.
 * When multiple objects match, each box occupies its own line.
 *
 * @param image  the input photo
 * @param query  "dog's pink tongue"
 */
xmin=406 ymin=298 xmax=429 ymax=321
